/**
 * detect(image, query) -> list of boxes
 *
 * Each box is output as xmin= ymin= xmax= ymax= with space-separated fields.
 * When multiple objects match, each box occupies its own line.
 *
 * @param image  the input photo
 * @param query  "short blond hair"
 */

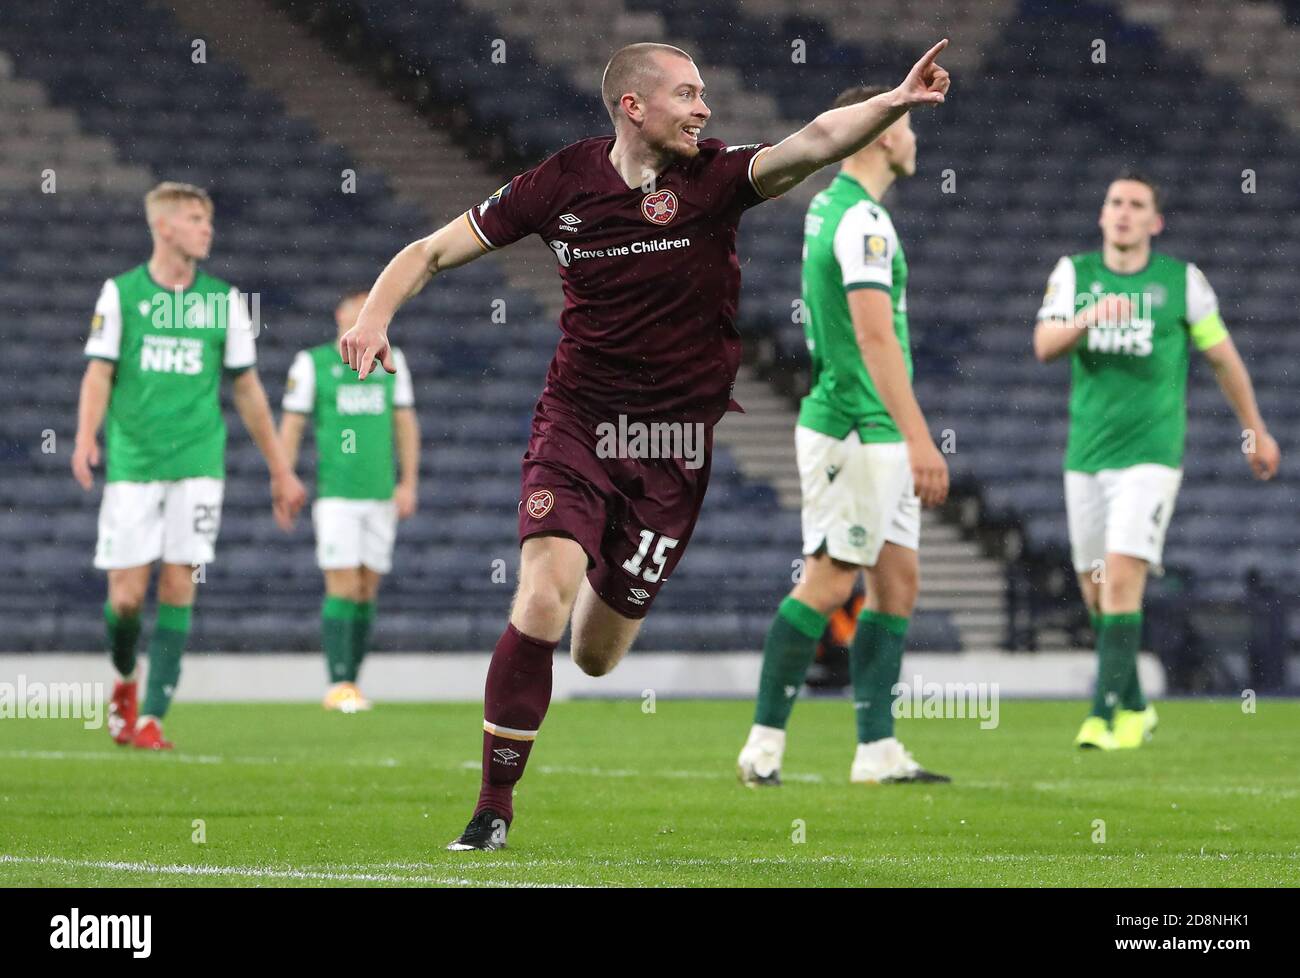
xmin=144 ymin=181 xmax=213 ymax=224
xmin=601 ymin=43 xmax=694 ymax=126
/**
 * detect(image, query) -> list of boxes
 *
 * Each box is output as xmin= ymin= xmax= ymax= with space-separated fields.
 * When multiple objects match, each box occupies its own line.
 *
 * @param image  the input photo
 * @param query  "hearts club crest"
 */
xmin=641 ymin=190 xmax=678 ymax=226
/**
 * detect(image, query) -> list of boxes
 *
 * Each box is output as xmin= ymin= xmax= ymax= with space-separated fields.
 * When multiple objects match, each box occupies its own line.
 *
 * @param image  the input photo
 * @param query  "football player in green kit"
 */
xmin=73 ymin=181 xmax=306 ymax=749
xmin=738 ymin=87 xmax=951 ymax=787
xmin=1033 ymin=172 xmax=1280 ymax=750
xmin=279 ymin=291 xmax=419 ymax=712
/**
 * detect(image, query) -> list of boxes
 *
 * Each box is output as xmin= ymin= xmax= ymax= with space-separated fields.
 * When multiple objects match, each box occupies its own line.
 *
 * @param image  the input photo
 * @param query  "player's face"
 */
xmin=644 ymin=55 xmax=710 ymax=159
xmin=885 ymin=115 xmax=917 ymax=177
xmin=157 ymin=199 xmax=213 ymax=261
xmin=1099 ymin=180 xmax=1162 ymax=249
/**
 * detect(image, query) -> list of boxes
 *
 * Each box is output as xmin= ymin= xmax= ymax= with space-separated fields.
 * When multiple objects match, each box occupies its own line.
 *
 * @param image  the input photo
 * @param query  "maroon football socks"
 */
xmin=474 ymin=623 xmax=557 ymax=820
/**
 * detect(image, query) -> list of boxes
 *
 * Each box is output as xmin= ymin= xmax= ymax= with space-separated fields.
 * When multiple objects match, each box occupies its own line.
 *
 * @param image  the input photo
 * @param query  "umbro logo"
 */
xmin=629 ymin=587 xmax=650 ymax=603
xmin=559 ymin=213 xmax=581 ymax=225
xmin=492 ymin=747 xmax=521 ymax=763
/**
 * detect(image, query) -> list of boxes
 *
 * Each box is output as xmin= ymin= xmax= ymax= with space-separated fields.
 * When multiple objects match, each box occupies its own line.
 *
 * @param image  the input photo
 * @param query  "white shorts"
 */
xmin=313 ymin=497 xmax=398 ymax=573
xmin=94 ymin=477 xmax=224 ymax=570
xmin=796 ymin=426 xmax=920 ymax=567
xmin=1065 ymin=464 xmax=1183 ymax=575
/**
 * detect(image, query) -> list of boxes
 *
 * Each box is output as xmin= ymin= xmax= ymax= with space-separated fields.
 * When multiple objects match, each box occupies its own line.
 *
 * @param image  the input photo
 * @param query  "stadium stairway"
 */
xmin=158 ymin=0 xmax=563 ymax=318
xmin=0 ymin=52 xmax=152 ymax=196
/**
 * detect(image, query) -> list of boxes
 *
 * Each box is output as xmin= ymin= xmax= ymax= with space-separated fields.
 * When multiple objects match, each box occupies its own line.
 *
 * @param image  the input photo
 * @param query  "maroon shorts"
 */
xmin=517 ymin=395 xmax=713 ymax=619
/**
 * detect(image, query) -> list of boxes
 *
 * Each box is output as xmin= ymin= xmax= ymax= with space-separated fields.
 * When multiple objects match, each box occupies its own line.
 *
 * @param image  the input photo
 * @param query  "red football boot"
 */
xmin=131 ymin=717 xmax=173 ymax=751
xmin=108 ymin=680 xmax=138 ymax=745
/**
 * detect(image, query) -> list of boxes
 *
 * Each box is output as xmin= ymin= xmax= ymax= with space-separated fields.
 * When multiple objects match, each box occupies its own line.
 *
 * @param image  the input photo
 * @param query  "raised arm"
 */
xmin=340 ymin=214 xmax=487 ymax=380
xmin=1034 ymin=296 xmax=1131 ymax=363
xmin=752 ymin=39 xmax=951 ymax=198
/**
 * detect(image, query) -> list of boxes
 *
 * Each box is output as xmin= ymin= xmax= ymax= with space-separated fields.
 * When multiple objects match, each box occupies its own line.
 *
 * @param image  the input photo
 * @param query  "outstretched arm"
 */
xmin=752 ymin=39 xmax=951 ymax=198
xmin=340 ymin=214 xmax=488 ymax=380
xmin=1201 ymin=337 xmax=1280 ymax=480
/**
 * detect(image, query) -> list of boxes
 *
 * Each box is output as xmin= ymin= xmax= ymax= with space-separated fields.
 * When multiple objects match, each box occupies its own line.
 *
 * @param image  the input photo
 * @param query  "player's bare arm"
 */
xmin=1200 ymin=336 xmax=1280 ymax=480
xmin=1033 ymin=294 xmax=1131 ymax=363
xmin=72 ymin=358 xmax=114 ymax=490
xmin=393 ymin=406 xmax=420 ymax=519
xmin=752 ymin=39 xmax=950 ymax=198
xmin=849 ymin=288 xmax=949 ymax=507
xmin=277 ymin=410 xmax=308 ymax=473
xmin=232 ymin=369 xmax=307 ymax=529
xmin=340 ymin=215 xmax=487 ymax=380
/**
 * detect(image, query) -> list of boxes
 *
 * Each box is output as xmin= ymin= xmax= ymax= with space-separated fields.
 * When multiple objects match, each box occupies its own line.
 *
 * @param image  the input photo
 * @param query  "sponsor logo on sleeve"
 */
xmin=864 ymin=234 xmax=890 ymax=266
xmin=478 ymin=181 xmax=511 ymax=217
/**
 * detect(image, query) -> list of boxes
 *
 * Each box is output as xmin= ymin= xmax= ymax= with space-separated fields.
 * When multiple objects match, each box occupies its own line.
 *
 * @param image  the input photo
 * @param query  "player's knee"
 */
xmin=108 ymin=592 xmax=145 ymax=619
xmin=358 ymin=570 xmax=382 ymax=603
xmin=872 ymin=570 xmax=919 ymax=618
xmin=513 ymin=582 xmax=575 ymax=635
xmin=796 ymin=580 xmax=854 ymax=617
xmin=793 ymin=560 xmax=857 ymax=614
xmin=156 ymin=567 xmax=196 ymax=606
xmin=570 ymin=641 xmax=624 ymax=677
xmin=570 ymin=646 xmax=611 ymax=677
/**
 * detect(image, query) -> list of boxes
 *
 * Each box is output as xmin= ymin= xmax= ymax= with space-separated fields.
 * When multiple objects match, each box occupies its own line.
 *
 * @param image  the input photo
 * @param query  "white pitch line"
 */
xmin=0 ymin=749 xmax=824 ymax=783
xmin=5 ymin=750 xmax=1296 ymax=799
xmin=0 ymin=854 xmax=578 ymax=888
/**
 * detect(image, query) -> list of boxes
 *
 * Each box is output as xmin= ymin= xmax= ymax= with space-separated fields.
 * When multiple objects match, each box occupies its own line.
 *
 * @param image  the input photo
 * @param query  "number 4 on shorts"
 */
xmin=622 ymin=529 xmax=679 ymax=583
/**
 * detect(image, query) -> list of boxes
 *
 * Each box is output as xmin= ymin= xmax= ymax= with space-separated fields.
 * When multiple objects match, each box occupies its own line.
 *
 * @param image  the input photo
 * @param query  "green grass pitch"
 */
xmin=2 ymin=699 xmax=1297 ymax=887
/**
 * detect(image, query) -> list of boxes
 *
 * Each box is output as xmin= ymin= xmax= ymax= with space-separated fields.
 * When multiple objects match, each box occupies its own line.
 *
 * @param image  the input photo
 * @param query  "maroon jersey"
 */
xmin=464 ymin=136 xmax=774 ymax=425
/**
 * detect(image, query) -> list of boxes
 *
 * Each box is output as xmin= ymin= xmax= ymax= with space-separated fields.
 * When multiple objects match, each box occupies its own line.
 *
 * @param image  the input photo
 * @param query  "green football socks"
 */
xmin=850 ymin=609 xmax=910 ymax=744
xmin=1091 ymin=612 xmax=1143 ymax=721
xmin=753 ymin=596 xmax=829 ymax=729
xmin=140 ymin=603 xmax=192 ymax=719
xmin=351 ymin=599 xmax=375 ymax=682
xmin=322 ymin=595 xmax=359 ymax=684
xmin=104 ymin=600 xmax=142 ymax=679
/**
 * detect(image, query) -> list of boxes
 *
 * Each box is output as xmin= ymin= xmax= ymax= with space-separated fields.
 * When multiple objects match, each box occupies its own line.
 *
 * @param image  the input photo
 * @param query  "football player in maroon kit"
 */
xmin=340 ymin=39 xmax=951 ymax=850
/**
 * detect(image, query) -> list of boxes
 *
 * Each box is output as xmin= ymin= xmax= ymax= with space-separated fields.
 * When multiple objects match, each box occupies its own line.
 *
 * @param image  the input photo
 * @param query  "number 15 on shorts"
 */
xmin=622 ymin=530 xmax=679 ymax=583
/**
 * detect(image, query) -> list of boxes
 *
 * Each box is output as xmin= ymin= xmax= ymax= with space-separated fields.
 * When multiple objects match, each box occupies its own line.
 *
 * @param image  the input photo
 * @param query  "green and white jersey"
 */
xmin=85 ymin=264 xmax=256 ymax=483
xmin=282 ymin=342 xmax=414 ymax=500
xmin=1037 ymin=251 xmax=1228 ymax=473
xmin=797 ymin=172 xmax=910 ymax=443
